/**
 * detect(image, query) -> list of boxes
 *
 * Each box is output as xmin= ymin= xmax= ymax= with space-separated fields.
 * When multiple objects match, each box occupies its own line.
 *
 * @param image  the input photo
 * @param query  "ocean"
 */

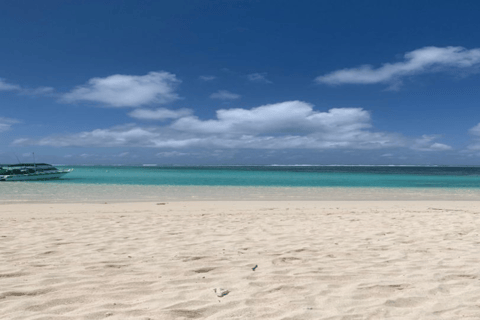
xmin=2 ymin=165 xmax=480 ymax=203
xmin=37 ymin=165 xmax=480 ymax=188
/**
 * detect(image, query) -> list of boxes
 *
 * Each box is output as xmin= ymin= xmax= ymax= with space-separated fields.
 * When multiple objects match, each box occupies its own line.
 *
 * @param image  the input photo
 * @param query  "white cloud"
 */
xmin=0 ymin=117 xmax=20 ymax=132
xmin=381 ymin=153 xmax=393 ymax=157
xmin=168 ymin=102 xmax=404 ymax=150
xmin=12 ymin=138 xmax=28 ymax=144
xmin=14 ymin=101 xmax=406 ymax=150
xmin=21 ymin=86 xmax=55 ymax=96
xmin=466 ymin=123 xmax=480 ymax=151
xmin=0 ymin=78 xmax=52 ymax=96
xmin=13 ymin=124 xmax=158 ymax=147
xmin=210 ymin=90 xmax=241 ymax=100
xmin=316 ymin=46 xmax=480 ymax=88
xmin=247 ymin=73 xmax=272 ymax=84
xmin=10 ymin=100 xmax=453 ymax=153
xmin=61 ymin=71 xmax=180 ymax=107
xmin=80 ymin=153 xmax=93 ymax=158
xmin=469 ymin=123 xmax=480 ymax=136
xmin=199 ymin=75 xmax=216 ymax=81
xmin=156 ymin=151 xmax=189 ymax=157
xmin=429 ymin=143 xmax=452 ymax=151
xmin=0 ymin=79 xmax=21 ymax=91
xmin=172 ymin=101 xmax=372 ymax=136
xmin=128 ymin=108 xmax=192 ymax=120
xmin=411 ymin=135 xmax=452 ymax=151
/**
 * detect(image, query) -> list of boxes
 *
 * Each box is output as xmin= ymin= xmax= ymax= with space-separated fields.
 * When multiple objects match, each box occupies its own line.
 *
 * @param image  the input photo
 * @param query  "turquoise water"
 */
xmin=32 ymin=165 xmax=480 ymax=188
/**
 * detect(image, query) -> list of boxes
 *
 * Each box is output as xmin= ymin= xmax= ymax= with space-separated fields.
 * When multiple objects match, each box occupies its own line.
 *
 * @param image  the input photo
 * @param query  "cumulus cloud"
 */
xmin=169 ymin=102 xmax=405 ymax=150
xmin=199 ymin=75 xmax=216 ymax=81
xmin=0 ymin=117 xmax=20 ymax=132
xmin=11 ymin=100 xmax=454 ymax=153
xmin=128 ymin=108 xmax=193 ymax=120
xmin=61 ymin=71 xmax=180 ymax=107
xmin=411 ymin=135 xmax=452 ymax=151
xmin=210 ymin=90 xmax=241 ymax=100
xmin=316 ymin=46 xmax=480 ymax=88
xmin=14 ymin=101 xmax=406 ymax=150
xmin=247 ymin=73 xmax=272 ymax=84
xmin=171 ymin=101 xmax=372 ymax=136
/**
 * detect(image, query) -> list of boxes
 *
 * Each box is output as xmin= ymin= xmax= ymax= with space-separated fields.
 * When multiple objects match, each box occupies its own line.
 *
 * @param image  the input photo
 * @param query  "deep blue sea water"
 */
xmin=37 ymin=165 xmax=480 ymax=188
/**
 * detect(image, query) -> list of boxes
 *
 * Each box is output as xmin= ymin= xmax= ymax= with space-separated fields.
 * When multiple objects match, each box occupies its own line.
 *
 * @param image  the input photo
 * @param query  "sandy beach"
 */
xmin=2 ymin=200 xmax=480 ymax=319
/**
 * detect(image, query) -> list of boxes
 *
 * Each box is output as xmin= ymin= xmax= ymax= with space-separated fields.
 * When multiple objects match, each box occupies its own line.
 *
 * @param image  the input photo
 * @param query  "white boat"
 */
xmin=0 ymin=163 xmax=73 ymax=181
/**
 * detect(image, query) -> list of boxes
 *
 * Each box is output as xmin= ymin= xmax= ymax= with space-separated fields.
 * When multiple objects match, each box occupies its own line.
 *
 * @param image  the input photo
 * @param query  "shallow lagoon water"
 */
xmin=2 ymin=166 xmax=480 ymax=203
xmin=32 ymin=165 xmax=480 ymax=188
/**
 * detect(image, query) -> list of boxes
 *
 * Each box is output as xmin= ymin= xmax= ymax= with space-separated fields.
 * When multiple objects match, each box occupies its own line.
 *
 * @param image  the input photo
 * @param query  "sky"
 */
xmin=1 ymin=0 xmax=480 ymax=165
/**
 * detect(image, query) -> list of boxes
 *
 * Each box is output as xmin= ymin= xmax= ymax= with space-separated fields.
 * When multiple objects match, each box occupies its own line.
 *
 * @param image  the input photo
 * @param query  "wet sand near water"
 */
xmin=2 ymin=183 xmax=480 ymax=204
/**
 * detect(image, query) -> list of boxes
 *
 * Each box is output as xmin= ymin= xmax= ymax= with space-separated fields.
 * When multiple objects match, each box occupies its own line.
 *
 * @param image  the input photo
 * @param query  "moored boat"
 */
xmin=0 ymin=163 xmax=72 ymax=181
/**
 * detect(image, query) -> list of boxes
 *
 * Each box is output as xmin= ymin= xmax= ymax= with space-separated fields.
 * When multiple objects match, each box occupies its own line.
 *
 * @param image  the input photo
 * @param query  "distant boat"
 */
xmin=0 ymin=163 xmax=72 ymax=181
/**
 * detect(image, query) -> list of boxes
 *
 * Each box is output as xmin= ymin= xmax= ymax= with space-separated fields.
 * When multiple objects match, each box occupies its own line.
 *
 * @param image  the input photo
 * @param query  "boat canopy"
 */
xmin=0 ymin=163 xmax=52 ymax=167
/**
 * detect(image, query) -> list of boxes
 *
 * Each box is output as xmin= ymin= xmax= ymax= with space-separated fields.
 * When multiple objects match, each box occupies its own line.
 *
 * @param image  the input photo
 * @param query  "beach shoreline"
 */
xmin=2 ymin=183 xmax=480 ymax=204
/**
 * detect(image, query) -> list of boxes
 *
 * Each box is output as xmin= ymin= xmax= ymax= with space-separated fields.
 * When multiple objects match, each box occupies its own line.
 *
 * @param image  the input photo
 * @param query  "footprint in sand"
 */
xmin=193 ymin=267 xmax=215 ymax=273
xmin=384 ymin=297 xmax=427 ymax=308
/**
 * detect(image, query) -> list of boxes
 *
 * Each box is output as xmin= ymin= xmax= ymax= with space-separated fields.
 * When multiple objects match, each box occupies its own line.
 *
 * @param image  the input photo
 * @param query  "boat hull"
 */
xmin=0 ymin=171 xmax=71 ymax=181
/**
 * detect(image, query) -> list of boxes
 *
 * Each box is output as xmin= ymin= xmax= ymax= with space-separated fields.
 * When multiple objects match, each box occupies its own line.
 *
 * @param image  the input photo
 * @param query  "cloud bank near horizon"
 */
xmin=316 ymin=46 xmax=480 ymax=89
xmin=12 ymin=101 xmax=451 ymax=152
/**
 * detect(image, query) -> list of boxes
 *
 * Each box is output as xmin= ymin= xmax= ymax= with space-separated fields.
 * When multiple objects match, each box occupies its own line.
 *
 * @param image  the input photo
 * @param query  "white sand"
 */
xmin=2 ymin=201 xmax=480 ymax=319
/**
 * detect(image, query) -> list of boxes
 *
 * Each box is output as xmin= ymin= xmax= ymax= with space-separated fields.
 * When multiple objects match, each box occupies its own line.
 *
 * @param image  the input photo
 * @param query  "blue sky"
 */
xmin=1 ymin=0 xmax=480 ymax=165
